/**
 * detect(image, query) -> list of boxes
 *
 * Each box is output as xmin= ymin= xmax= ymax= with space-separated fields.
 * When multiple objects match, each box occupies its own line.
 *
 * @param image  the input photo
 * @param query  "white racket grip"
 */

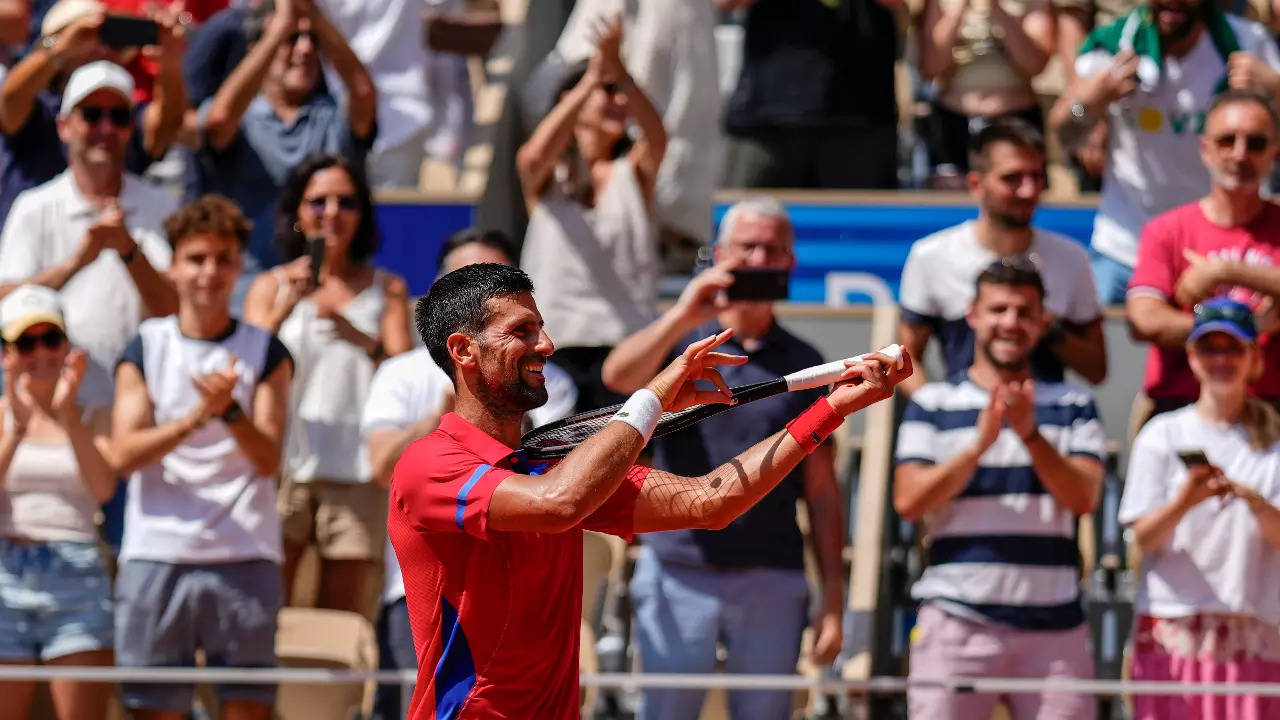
xmin=782 ymin=344 xmax=903 ymax=391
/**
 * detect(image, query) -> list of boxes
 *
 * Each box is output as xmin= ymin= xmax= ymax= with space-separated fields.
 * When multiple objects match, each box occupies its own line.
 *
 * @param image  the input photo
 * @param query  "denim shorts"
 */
xmin=0 ymin=537 xmax=114 ymax=661
xmin=115 ymin=559 xmax=282 ymax=712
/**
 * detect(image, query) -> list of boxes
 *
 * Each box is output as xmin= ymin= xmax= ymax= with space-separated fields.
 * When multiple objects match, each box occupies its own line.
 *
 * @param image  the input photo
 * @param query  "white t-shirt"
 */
xmin=0 ymin=172 xmax=177 ymax=406
xmin=361 ymin=348 xmax=577 ymax=603
xmin=1119 ymin=406 xmax=1280 ymax=624
xmin=119 ymin=317 xmax=290 ymax=565
xmin=1076 ymin=17 xmax=1280 ymax=267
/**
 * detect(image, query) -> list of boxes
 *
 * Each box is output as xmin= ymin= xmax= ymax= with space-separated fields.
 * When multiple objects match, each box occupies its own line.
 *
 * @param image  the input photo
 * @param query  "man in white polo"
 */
xmin=0 ymin=60 xmax=177 ymax=405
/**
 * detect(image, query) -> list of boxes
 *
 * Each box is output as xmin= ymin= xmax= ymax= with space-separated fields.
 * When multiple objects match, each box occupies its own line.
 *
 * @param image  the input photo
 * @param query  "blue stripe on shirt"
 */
xmin=917 ymin=404 xmax=1097 ymax=433
xmin=454 ymin=464 xmax=491 ymax=531
xmin=929 ymin=535 xmax=1079 ymax=567
xmin=434 ymin=596 xmax=477 ymax=719
xmin=960 ymin=465 xmax=1045 ymax=497
xmin=938 ymin=598 xmax=1086 ymax=631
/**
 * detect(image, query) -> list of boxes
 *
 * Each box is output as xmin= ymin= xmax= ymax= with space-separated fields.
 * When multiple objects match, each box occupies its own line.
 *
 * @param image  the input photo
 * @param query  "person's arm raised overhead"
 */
xmin=632 ymin=349 xmax=913 ymax=532
xmin=0 ymin=12 xmax=104 ymax=135
xmin=989 ymin=0 xmax=1054 ymax=80
xmin=139 ymin=7 xmax=189 ymax=160
xmin=486 ymin=331 xmax=747 ymax=534
xmin=302 ymin=0 xmax=376 ymax=140
xmin=602 ymin=262 xmax=736 ymax=394
xmin=918 ymin=0 xmax=968 ymax=81
xmin=203 ymin=0 xmax=296 ymax=150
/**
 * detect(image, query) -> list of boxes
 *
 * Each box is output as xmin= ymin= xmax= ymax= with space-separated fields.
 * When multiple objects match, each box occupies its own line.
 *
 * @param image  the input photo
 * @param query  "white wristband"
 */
xmin=611 ymin=389 xmax=663 ymax=444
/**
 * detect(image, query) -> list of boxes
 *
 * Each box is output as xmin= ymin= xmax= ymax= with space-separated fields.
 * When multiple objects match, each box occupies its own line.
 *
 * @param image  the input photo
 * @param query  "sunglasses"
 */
xmin=8 ymin=328 xmax=67 ymax=355
xmin=1213 ymin=132 xmax=1271 ymax=153
xmin=304 ymin=195 xmax=360 ymax=214
xmin=78 ymin=105 xmax=132 ymax=128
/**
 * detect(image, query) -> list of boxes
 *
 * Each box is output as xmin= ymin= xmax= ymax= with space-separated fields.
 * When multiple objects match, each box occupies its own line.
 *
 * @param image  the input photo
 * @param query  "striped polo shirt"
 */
xmin=896 ymin=374 xmax=1106 ymax=630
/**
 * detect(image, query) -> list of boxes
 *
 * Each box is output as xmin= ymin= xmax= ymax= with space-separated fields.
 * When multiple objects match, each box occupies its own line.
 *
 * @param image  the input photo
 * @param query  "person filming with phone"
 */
xmin=601 ymin=197 xmax=849 ymax=719
xmin=244 ymin=152 xmax=412 ymax=614
xmin=1120 ymin=297 xmax=1280 ymax=719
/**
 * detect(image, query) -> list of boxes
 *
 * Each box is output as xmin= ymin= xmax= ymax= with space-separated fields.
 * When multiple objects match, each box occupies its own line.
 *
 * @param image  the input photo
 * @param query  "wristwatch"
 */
xmin=1069 ymin=101 xmax=1090 ymax=125
xmin=220 ymin=401 xmax=245 ymax=424
xmin=40 ymin=35 xmax=66 ymax=71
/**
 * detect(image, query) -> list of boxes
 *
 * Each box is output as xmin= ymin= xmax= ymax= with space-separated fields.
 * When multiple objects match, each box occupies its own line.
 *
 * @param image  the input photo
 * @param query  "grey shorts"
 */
xmin=114 ymin=559 xmax=282 ymax=712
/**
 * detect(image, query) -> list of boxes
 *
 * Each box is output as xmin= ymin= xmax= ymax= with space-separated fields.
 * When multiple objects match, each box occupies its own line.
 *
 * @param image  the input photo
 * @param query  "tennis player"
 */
xmin=388 ymin=262 xmax=911 ymax=718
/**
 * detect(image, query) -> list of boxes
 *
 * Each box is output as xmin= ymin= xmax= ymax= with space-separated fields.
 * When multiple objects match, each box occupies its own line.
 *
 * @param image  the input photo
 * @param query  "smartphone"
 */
xmin=1177 ymin=449 xmax=1210 ymax=467
xmin=99 ymin=15 xmax=159 ymax=48
xmin=305 ymin=236 xmax=326 ymax=290
xmin=725 ymin=268 xmax=789 ymax=302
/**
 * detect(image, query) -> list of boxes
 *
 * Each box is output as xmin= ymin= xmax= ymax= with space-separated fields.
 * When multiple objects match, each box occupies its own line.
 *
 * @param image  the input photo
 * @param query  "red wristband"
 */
xmin=785 ymin=397 xmax=844 ymax=453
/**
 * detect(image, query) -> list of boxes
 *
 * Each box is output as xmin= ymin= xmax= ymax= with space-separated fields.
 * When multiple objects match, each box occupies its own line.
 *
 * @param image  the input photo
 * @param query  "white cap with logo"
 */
xmin=60 ymin=60 xmax=135 ymax=118
xmin=0 ymin=286 xmax=66 ymax=343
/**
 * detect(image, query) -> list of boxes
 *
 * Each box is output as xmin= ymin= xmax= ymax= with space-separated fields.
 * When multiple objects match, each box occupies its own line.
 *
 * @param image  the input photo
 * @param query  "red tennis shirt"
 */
xmin=388 ymin=412 xmax=649 ymax=719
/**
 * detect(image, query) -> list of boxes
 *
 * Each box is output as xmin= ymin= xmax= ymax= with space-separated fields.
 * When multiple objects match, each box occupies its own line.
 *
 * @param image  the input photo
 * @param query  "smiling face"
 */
xmin=169 ymin=233 xmax=243 ymax=313
xmin=3 ymin=322 xmax=69 ymax=387
xmin=968 ymin=281 xmax=1045 ymax=372
xmin=462 ymin=292 xmax=554 ymax=412
xmin=1201 ymin=99 xmax=1279 ymax=194
xmin=1188 ymin=331 xmax=1260 ymax=392
xmin=970 ymin=141 xmax=1045 ymax=229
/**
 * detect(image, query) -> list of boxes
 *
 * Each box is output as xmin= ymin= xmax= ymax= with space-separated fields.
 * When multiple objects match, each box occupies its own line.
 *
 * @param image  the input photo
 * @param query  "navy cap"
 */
xmin=1188 ymin=297 xmax=1258 ymax=345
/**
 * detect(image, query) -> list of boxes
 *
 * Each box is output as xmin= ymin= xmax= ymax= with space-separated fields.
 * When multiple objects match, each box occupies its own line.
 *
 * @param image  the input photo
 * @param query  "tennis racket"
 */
xmin=520 ymin=344 xmax=903 ymax=459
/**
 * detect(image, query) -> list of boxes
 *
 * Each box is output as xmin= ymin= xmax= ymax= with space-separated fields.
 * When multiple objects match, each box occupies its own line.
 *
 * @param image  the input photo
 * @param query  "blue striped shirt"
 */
xmin=895 ymin=374 xmax=1106 ymax=630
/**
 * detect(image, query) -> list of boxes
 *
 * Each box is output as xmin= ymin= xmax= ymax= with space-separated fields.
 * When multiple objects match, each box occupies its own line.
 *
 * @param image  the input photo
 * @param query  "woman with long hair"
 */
xmin=1121 ymin=297 xmax=1280 ymax=719
xmin=516 ymin=17 xmax=667 ymax=412
xmin=244 ymin=152 xmax=412 ymax=613
xmin=0 ymin=285 xmax=116 ymax=720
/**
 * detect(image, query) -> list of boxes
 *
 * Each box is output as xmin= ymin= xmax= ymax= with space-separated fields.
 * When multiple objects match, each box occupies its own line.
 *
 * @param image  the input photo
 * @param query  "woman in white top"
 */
xmin=1120 ymin=297 xmax=1280 ymax=720
xmin=0 ymin=285 xmax=116 ymax=720
xmin=516 ymin=17 xmax=667 ymax=412
xmin=245 ymin=153 xmax=413 ymax=613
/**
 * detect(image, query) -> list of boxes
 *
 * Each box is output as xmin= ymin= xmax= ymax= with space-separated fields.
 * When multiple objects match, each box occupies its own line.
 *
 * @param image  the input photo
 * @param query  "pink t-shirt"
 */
xmin=1128 ymin=201 xmax=1280 ymax=401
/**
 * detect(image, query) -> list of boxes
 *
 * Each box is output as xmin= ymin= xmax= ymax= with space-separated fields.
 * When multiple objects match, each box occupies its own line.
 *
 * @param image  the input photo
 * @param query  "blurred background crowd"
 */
xmin=3 ymin=0 xmax=1280 ymax=719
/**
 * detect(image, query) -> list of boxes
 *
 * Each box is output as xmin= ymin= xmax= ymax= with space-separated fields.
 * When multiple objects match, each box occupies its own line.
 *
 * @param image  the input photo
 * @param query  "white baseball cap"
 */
xmin=0 ymin=286 xmax=66 ymax=343
xmin=41 ymin=0 xmax=103 ymax=38
xmin=60 ymin=60 xmax=134 ymax=118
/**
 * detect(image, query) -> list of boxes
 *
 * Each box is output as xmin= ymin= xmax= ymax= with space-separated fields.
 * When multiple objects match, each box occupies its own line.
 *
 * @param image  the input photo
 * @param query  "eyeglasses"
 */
xmin=723 ymin=240 xmax=792 ymax=262
xmin=78 ymin=105 xmax=132 ymax=128
xmin=286 ymin=30 xmax=315 ymax=46
xmin=304 ymin=195 xmax=360 ymax=214
xmin=1213 ymin=132 xmax=1271 ymax=153
xmin=1194 ymin=302 xmax=1257 ymax=334
xmin=8 ymin=328 xmax=67 ymax=355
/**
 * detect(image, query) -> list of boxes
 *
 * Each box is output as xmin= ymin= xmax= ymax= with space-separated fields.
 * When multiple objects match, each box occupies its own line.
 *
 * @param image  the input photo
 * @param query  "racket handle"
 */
xmin=782 ymin=344 xmax=903 ymax=391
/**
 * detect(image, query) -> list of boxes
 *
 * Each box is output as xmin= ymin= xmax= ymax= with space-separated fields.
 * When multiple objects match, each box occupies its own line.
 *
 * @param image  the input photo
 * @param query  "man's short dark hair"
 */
xmin=437 ymin=228 xmax=517 ymax=270
xmin=164 ymin=195 xmax=251 ymax=250
xmin=975 ymin=256 xmax=1046 ymax=299
xmin=1207 ymin=88 xmax=1280 ymax=135
xmin=418 ymin=263 xmax=534 ymax=379
xmin=968 ymin=118 xmax=1046 ymax=173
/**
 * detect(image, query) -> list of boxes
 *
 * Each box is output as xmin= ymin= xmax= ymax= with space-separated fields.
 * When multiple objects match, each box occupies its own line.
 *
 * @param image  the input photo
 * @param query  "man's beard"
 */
xmin=980 ymin=336 xmax=1032 ymax=373
xmin=989 ymin=208 xmax=1034 ymax=230
xmin=474 ymin=357 xmax=549 ymax=414
xmin=1158 ymin=9 xmax=1201 ymax=45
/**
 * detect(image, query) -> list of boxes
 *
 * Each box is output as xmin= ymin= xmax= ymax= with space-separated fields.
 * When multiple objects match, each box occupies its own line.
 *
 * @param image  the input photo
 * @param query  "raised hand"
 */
xmin=1077 ymin=49 xmax=1139 ymax=109
xmin=89 ymin=202 xmax=137 ymax=258
xmin=1228 ymin=51 xmax=1280 ymax=95
xmin=827 ymin=347 xmax=913 ymax=416
xmin=2 ymin=354 xmax=34 ymax=435
xmin=191 ymin=356 xmax=239 ymax=421
xmin=50 ymin=349 xmax=88 ymax=422
xmin=645 ymin=329 xmax=748 ymax=412
xmin=973 ymin=384 xmax=1006 ymax=452
xmin=1002 ymin=379 xmax=1037 ymax=440
xmin=672 ymin=262 xmax=737 ymax=329
xmin=587 ymin=15 xmax=625 ymax=82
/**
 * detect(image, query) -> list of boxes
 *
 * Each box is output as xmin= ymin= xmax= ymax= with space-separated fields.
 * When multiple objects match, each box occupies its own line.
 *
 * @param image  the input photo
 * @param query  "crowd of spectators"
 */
xmin=3 ymin=0 xmax=1280 ymax=719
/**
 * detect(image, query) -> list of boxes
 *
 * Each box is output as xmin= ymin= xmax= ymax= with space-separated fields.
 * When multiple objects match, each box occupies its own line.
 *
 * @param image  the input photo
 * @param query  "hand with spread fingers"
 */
xmin=827 ymin=347 xmax=913 ymax=416
xmin=644 ymin=329 xmax=749 ymax=413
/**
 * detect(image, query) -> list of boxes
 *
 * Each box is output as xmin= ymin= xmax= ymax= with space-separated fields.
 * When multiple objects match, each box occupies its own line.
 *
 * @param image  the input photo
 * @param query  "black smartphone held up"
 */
xmin=99 ymin=15 xmax=159 ymax=48
xmin=725 ymin=268 xmax=790 ymax=302
xmin=1177 ymin=449 xmax=1211 ymax=467
xmin=305 ymin=236 xmax=326 ymax=290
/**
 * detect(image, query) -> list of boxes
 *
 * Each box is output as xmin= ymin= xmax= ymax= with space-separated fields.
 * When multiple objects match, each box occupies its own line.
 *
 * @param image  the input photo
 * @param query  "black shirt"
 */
xmin=725 ymin=0 xmax=898 ymax=132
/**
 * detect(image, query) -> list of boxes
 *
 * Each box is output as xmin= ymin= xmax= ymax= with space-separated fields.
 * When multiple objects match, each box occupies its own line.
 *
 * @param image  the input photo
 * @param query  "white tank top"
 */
xmin=277 ymin=272 xmax=386 ymax=483
xmin=0 ymin=413 xmax=100 ymax=543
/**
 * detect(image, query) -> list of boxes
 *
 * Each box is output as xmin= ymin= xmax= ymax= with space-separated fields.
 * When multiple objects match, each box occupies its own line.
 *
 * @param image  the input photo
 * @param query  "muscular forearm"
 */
xmin=1050 ymin=91 xmax=1105 ymax=149
xmin=312 ymin=11 xmax=376 ymax=139
xmin=204 ymin=23 xmax=286 ymax=149
xmin=1223 ymin=263 xmax=1280 ymax=298
xmin=1127 ymin=297 xmax=1194 ymax=348
xmin=991 ymin=8 xmax=1051 ymax=79
xmin=0 ymin=255 xmax=92 ymax=299
xmin=1025 ymin=432 xmax=1101 ymax=515
xmin=225 ymin=414 xmax=283 ymax=477
xmin=920 ymin=3 xmax=966 ymax=79
xmin=142 ymin=50 xmax=187 ymax=158
xmin=0 ymin=50 xmax=59 ymax=135
xmin=808 ymin=486 xmax=846 ymax=610
xmin=515 ymin=80 xmax=592 ymax=200
xmin=1052 ymin=323 xmax=1107 ymax=384
xmin=602 ymin=312 xmax=694 ymax=393
xmin=894 ymin=447 xmax=983 ymax=521
xmin=112 ymin=411 xmax=203 ymax=474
